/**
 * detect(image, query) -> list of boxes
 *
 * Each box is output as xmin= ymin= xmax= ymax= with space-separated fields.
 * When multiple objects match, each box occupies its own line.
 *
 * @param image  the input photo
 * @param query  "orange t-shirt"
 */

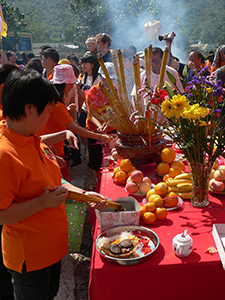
xmin=211 ymin=61 xmax=225 ymax=74
xmin=85 ymin=81 xmax=114 ymax=133
xmin=47 ymin=68 xmax=54 ymax=81
xmin=39 ymin=102 xmax=73 ymax=157
xmin=0 ymin=120 xmax=68 ymax=273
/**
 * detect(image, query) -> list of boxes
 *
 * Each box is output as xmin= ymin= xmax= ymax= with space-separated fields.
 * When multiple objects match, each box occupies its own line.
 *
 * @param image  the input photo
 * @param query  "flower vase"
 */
xmin=188 ymin=161 xmax=214 ymax=207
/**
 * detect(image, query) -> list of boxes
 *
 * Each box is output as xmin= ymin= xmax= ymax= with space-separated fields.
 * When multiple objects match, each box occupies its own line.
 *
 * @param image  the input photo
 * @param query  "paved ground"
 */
xmin=55 ymin=143 xmax=96 ymax=300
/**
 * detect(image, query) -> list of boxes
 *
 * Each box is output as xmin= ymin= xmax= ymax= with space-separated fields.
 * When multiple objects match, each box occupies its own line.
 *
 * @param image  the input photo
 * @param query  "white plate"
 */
xmin=209 ymin=188 xmax=225 ymax=195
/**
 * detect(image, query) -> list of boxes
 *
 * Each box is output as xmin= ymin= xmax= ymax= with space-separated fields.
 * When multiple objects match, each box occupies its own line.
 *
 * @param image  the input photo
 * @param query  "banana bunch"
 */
xmin=164 ymin=173 xmax=193 ymax=199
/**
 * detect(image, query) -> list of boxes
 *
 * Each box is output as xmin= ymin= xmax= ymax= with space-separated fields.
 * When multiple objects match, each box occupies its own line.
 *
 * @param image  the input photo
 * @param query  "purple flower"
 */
xmin=198 ymin=65 xmax=209 ymax=75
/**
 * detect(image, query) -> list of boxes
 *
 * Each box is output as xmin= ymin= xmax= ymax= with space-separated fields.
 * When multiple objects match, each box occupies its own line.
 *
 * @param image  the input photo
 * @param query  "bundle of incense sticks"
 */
xmin=95 ymin=46 xmax=169 ymax=136
xmin=45 ymin=186 xmax=122 ymax=211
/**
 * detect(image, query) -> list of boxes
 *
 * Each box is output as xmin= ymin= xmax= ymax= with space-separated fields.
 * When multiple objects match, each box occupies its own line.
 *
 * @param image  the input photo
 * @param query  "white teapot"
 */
xmin=172 ymin=229 xmax=193 ymax=257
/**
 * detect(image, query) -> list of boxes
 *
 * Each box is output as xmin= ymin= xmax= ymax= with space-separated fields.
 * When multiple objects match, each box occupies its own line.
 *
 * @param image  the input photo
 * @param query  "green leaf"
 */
xmin=166 ymin=70 xmax=177 ymax=86
xmin=164 ymin=81 xmax=174 ymax=98
xmin=183 ymin=65 xmax=188 ymax=78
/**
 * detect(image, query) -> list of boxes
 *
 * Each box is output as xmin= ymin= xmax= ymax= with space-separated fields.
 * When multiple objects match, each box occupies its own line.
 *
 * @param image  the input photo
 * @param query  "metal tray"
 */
xmin=95 ymin=225 xmax=159 ymax=265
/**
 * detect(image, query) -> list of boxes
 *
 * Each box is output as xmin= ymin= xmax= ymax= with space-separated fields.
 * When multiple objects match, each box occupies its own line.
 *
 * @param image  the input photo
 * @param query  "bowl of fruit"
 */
xmin=139 ymin=181 xmax=184 ymax=225
xmin=112 ymin=159 xmax=136 ymax=185
xmin=208 ymin=160 xmax=225 ymax=194
xmin=125 ymin=170 xmax=153 ymax=198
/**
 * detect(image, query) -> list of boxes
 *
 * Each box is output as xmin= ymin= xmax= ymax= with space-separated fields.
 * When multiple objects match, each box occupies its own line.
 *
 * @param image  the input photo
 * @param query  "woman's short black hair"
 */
xmin=0 ymin=64 xmax=19 ymax=85
xmin=2 ymin=69 xmax=60 ymax=121
xmin=26 ymin=58 xmax=43 ymax=75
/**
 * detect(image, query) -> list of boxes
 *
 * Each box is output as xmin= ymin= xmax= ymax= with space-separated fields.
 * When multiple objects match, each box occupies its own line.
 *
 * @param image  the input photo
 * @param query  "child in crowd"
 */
xmin=85 ymin=36 xmax=97 ymax=53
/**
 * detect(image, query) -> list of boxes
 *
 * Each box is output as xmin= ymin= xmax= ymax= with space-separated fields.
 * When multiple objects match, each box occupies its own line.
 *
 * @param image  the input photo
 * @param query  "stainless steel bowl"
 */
xmin=95 ymin=225 xmax=160 ymax=265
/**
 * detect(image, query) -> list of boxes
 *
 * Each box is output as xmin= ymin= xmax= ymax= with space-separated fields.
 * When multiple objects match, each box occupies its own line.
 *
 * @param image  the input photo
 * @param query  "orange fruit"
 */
xmin=145 ymin=202 xmax=156 ymax=212
xmin=140 ymin=206 xmax=146 ymax=218
xmin=154 ymin=182 xmax=169 ymax=197
xmin=146 ymin=188 xmax=156 ymax=200
xmin=161 ymin=147 xmax=176 ymax=164
xmin=157 ymin=161 xmax=170 ymax=176
xmin=142 ymin=212 xmax=156 ymax=224
xmin=169 ymin=166 xmax=183 ymax=178
xmin=164 ymin=192 xmax=178 ymax=208
xmin=148 ymin=194 xmax=163 ymax=207
xmin=114 ymin=170 xmax=127 ymax=182
xmin=171 ymin=160 xmax=185 ymax=171
xmin=120 ymin=159 xmax=132 ymax=172
xmin=155 ymin=207 xmax=168 ymax=220
xmin=113 ymin=166 xmax=121 ymax=175
xmin=127 ymin=166 xmax=137 ymax=177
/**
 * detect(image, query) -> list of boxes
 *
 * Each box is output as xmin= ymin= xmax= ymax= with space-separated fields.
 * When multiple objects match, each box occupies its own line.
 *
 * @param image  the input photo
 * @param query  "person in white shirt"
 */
xmin=131 ymin=47 xmax=184 ymax=97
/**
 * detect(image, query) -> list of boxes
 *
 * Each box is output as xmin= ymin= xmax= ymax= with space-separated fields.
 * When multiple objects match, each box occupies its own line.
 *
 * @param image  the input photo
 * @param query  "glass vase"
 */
xmin=188 ymin=161 xmax=214 ymax=207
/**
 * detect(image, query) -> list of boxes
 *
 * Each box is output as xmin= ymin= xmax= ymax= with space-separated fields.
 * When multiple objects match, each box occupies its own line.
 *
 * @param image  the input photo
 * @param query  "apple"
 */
xmin=142 ymin=176 xmax=152 ymax=186
xmin=214 ymin=169 xmax=225 ymax=181
xmin=210 ymin=180 xmax=224 ymax=192
xmin=125 ymin=181 xmax=139 ymax=194
xmin=139 ymin=181 xmax=151 ymax=194
xmin=217 ymin=165 xmax=225 ymax=172
xmin=130 ymin=170 xmax=143 ymax=183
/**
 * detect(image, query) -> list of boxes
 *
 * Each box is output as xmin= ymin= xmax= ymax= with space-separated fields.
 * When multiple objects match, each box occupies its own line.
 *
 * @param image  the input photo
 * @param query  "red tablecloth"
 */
xmin=89 ymin=148 xmax=225 ymax=300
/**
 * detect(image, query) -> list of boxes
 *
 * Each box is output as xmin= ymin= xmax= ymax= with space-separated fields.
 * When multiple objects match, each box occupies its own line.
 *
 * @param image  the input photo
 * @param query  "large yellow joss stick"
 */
xmin=158 ymin=46 xmax=169 ymax=90
xmin=144 ymin=47 xmax=151 ymax=148
xmin=152 ymin=46 xmax=170 ymax=134
xmin=97 ymin=53 xmax=119 ymax=102
xmin=111 ymin=50 xmax=123 ymax=101
xmin=148 ymin=45 xmax=152 ymax=148
xmin=117 ymin=49 xmax=132 ymax=115
xmin=144 ymin=47 xmax=149 ymax=91
xmin=148 ymin=44 xmax=152 ymax=88
xmin=133 ymin=54 xmax=141 ymax=111
xmin=133 ymin=54 xmax=145 ymax=133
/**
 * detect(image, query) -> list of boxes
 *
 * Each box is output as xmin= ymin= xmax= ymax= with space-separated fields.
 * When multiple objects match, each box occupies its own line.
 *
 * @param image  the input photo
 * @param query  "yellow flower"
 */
xmin=171 ymin=94 xmax=190 ymax=118
xmin=161 ymin=99 xmax=176 ymax=118
xmin=183 ymin=104 xmax=209 ymax=120
xmin=206 ymin=87 xmax=212 ymax=94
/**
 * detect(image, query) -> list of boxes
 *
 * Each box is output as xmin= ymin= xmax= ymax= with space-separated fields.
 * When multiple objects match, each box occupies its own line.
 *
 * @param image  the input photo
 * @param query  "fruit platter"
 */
xmin=95 ymin=225 xmax=159 ymax=265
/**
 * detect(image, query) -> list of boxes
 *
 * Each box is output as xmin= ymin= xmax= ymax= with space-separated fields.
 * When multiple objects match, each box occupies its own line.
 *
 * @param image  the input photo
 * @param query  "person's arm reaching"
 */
xmin=40 ymin=130 xmax=79 ymax=149
xmin=66 ymin=121 xmax=112 ymax=144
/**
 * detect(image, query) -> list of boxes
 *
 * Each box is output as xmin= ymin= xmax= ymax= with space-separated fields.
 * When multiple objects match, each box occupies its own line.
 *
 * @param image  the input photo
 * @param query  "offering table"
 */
xmin=89 ymin=148 xmax=225 ymax=300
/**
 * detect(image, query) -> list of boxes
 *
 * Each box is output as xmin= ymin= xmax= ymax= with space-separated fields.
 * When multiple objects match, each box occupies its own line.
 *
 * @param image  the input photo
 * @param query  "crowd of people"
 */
xmin=0 ymin=31 xmax=225 ymax=300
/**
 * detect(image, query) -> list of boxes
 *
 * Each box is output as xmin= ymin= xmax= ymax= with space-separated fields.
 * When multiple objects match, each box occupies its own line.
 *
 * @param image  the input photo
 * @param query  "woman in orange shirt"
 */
xmin=0 ymin=69 xmax=107 ymax=300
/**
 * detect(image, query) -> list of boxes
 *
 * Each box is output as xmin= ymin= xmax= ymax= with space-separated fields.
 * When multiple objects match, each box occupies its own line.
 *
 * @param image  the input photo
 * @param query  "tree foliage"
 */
xmin=3 ymin=0 xmax=225 ymax=54
xmin=0 ymin=0 xmax=27 ymax=50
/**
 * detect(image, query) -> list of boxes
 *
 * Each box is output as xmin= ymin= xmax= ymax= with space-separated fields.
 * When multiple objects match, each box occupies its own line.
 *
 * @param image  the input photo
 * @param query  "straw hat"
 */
xmin=58 ymin=59 xmax=71 ymax=65
xmin=50 ymin=64 xmax=77 ymax=84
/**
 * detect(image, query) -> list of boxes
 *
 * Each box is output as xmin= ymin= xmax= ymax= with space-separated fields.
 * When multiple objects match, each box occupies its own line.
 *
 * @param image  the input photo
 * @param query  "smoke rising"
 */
xmin=106 ymin=0 xmax=188 ymax=63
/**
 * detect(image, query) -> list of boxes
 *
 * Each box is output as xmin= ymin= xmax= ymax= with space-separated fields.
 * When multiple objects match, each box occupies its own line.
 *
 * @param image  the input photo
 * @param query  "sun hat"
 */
xmin=98 ymin=62 xmax=116 ymax=79
xmin=58 ymin=59 xmax=71 ymax=65
xmin=50 ymin=64 xmax=77 ymax=84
